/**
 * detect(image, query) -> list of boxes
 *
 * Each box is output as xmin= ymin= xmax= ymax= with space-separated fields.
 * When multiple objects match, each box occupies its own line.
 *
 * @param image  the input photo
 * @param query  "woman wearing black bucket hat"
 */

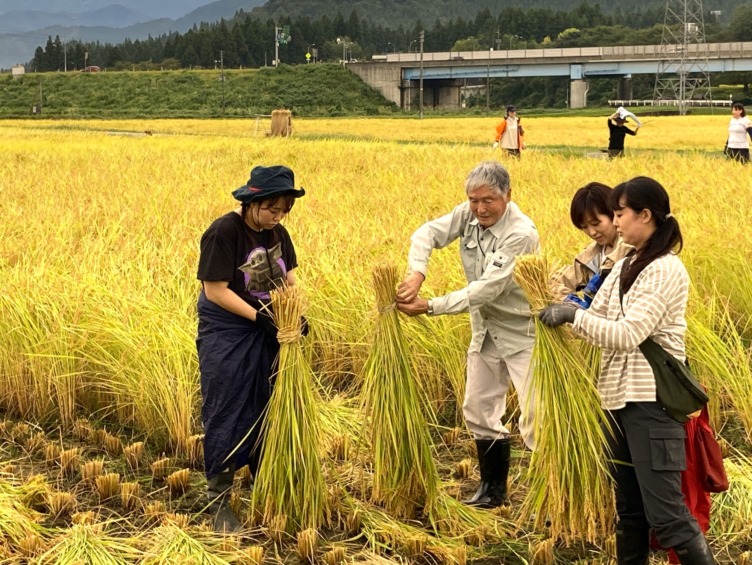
xmin=195 ymin=164 xmax=306 ymax=532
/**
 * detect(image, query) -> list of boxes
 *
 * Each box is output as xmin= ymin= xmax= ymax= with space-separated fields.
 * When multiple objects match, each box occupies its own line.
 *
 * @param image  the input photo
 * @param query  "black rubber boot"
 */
xmin=615 ymin=525 xmax=649 ymax=565
xmin=674 ymin=533 xmax=716 ymax=565
xmin=462 ymin=438 xmax=511 ymax=508
xmin=207 ymin=467 xmax=242 ymax=533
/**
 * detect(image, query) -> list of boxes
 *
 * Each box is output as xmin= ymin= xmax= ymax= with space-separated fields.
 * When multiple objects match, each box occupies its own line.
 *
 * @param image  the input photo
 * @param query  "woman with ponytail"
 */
xmin=538 ymin=177 xmax=715 ymax=564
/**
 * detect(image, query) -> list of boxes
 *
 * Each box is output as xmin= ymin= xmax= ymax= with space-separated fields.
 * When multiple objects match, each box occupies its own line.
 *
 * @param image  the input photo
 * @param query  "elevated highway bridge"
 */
xmin=346 ymin=42 xmax=752 ymax=110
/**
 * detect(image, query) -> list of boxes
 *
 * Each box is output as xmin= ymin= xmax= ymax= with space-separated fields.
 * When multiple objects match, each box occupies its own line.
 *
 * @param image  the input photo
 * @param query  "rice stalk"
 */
xmin=46 ymin=491 xmax=77 ymax=518
xmin=123 ymin=441 xmax=145 ymax=471
xmin=59 ymin=447 xmax=80 ymax=477
xmin=80 ymin=459 xmax=105 ymax=482
xmin=37 ymin=523 xmax=139 ymax=564
xmin=120 ymin=481 xmax=142 ymax=512
xmin=166 ymin=468 xmax=190 ymax=496
xmin=150 ymin=457 xmax=171 ymax=480
xmin=95 ymin=473 xmax=121 ymax=500
xmin=323 ymin=545 xmax=347 ymax=565
xmin=251 ymin=285 xmax=329 ymax=530
xmin=242 ymin=545 xmax=265 ymax=564
xmin=140 ymin=523 xmax=230 ymax=565
xmin=514 ymin=254 xmax=614 ymax=545
xmin=297 ymin=527 xmax=318 ymax=563
xmin=360 ymin=263 xmax=439 ymax=518
xmin=710 ymin=453 xmax=752 ymax=542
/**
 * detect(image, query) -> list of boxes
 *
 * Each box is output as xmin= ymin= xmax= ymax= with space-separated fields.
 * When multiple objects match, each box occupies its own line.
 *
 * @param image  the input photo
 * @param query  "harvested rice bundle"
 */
xmin=710 ymin=454 xmax=752 ymax=542
xmin=360 ymin=263 xmax=438 ymax=518
xmin=251 ymin=285 xmax=329 ymax=531
xmin=140 ymin=524 xmax=230 ymax=564
xmin=513 ymin=254 xmax=613 ymax=545
xmin=38 ymin=523 xmax=138 ymax=564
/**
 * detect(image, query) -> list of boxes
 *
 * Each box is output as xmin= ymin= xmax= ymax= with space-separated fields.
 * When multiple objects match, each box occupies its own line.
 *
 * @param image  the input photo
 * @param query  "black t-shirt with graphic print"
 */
xmin=197 ymin=211 xmax=298 ymax=310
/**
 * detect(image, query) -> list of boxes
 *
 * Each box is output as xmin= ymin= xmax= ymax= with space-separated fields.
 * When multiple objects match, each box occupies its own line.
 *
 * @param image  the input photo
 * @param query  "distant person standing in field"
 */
xmin=725 ymin=102 xmax=752 ymax=164
xmin=607 ymin=106 xmax=641 ymax=158
xmin=396 ymin=160 xmax=539 ymax=509
xmin=493 ymin=105 xmax=525 ymax=158
xmin=196 ymin=165 xmax=306 ymax=532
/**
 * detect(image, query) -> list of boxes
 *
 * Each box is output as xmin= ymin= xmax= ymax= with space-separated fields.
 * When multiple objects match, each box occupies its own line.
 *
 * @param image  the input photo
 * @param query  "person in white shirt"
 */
xmin=493 ymin=105 xmax=525 ymax=158
xmin=726 ymin=102 xmax=752 ymax=164
xmin=396 ymin=161 xmax=539 ymax=509
xmin=538 ymin=177 xmax=716 ymax=564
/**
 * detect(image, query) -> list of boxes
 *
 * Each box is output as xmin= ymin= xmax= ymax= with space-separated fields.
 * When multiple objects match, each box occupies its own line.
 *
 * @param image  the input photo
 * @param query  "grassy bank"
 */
xmin=0 ymin=64 xmax=399 ymax=119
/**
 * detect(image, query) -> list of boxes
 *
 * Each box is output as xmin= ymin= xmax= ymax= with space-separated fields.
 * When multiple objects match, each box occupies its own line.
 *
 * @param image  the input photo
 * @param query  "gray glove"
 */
xmin=538 ymin=304 xmax=578 ymax=327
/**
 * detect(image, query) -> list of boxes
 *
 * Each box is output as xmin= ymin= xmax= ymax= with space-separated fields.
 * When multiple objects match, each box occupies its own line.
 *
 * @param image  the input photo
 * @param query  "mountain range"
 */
xmin=0 ymin=0 xmax=263 ymax=69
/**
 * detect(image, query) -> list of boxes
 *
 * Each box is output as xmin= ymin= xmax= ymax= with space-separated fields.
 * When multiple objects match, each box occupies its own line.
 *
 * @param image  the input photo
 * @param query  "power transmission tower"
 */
xmin=653 ymin=0 xmax=713 ymax=115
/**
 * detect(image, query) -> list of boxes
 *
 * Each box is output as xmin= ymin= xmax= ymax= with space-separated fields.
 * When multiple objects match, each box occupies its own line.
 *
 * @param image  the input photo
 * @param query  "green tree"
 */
xmin=729 ymin=4 xmax=752 ymax=41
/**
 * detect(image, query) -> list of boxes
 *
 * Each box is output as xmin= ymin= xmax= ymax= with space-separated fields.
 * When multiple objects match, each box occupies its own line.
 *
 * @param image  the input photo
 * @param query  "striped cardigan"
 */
xmin=572 ymin=253 xmax=690 ymax=411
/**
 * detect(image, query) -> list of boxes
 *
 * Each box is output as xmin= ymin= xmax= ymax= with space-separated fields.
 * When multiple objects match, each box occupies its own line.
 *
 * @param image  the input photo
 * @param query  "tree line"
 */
xmin=28 ymin=1 xmax=693 ymax=72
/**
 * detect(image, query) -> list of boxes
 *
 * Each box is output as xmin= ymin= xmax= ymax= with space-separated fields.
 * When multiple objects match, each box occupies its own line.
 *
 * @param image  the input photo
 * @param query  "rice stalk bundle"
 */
xmin=80 ymin=459 xmax=105 ymax=482
xmin=104 ymin=432 xmax=123 ymax=456
xmin=141 ymin=524 xmax=229 ymax=565
xmin=17 ymin=533 xmax=44 ymax=558
xmin=297 ymin=528 xmax=318 ymax=563
xmin=72 ymin=511 xmax=98 ymax=525
xmin=150 ymin=457 xmax=171 ymax=479
xmin=513 ymin=254 xmax=614 ymax=545
xmin=242 ymin=545 xmax=265 ymax=564
xmin=123 ymin=441 xmax=144 ymax=471
xmin=442 ymin=427 xmax=461 ymax=446
xmin=44 ymin=443 xmax=61 ymax=465
xmin=710 ymin=455 xmax=752 ymax=542
xmin=143 ymin=501 xmax=166 ymax=523
xmin=0 ymin=489 xmax=44 ymax=548
xmin=251 ymin=285 xmax=328 ymax=530
xmin=72 ymin=419 xmax=93 ymax=441
xmin=267 ymin=513 xmax=287 ymax=544
xmin=323 ymin=546 xmax=346 ymax=565
xmin=120 ymin=481 xmax=141 ymax=512
xmin=166 ymin=468 xmax=190 ymax=496
xmin=186 ymin=434 xmax=204 ymax=469
xmin=739 ymin=551 xmax=751 ymax=565
xmin=360 ymin=263 xmax=439 ymax=518
xmin=23 ymin=431 xmax=47 ymax=455
xmin=237 ymin=465 xmax=253 ymax=488
xmin=59 ymin=447 xmax=79 ymax=476
xmin=429 ymin=493 xmax=513 ymax=546
xmin=46 ymin=491 xmax=77 ymax=517
xmin=687 ymin=301 xmax=752 ymax=441
xmin=453 ymin=459 xmax=472 ymax=479
xmin=0 ymin=420 xmax=12 ymax=440
xmin=37 ymin=523 xmax=138 ymax=564
xmin=161 ymin=513 xmax=191 ymax=529
xmin=95 ymin=473 xmax=121 ymax=500
xmin=11 ymin=422 xmax=30 ymax=442
xmin=531 ymin=538 xmax=555 ymax=564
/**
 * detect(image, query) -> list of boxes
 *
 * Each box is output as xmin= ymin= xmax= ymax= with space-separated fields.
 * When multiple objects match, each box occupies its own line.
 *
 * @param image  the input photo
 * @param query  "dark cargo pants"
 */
xmin=605 ymin=401 xmax=701 ymax=549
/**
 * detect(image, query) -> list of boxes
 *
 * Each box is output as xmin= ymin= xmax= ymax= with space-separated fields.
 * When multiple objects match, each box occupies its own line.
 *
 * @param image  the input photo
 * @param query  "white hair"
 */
xmin=464 ymin=161 xmax=510 ymax=197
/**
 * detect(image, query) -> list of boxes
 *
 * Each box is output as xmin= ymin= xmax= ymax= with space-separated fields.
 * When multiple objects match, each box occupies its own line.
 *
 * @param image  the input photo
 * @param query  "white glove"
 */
xmin=492 ymin=142 xmax=499 ymax=149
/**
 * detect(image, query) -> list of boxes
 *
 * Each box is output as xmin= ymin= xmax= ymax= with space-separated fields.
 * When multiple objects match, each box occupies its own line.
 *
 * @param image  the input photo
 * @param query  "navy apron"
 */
xmin=196 ymin=291 xmax=278 ymax=478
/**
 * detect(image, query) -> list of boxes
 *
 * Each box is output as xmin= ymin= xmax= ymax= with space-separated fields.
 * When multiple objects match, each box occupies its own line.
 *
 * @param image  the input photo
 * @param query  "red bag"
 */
xmin=694 ymin=415 xmax=729 ymax=493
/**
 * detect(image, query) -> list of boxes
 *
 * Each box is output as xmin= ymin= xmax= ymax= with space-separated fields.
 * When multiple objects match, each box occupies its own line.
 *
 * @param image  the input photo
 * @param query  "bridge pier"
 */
xmin=570 ymin=79 xmax=589 ymax=109
xmin=403 ymin=79 xmax=463 ymax=111
xmin=617 ymin=76 xmax=633 ymax=101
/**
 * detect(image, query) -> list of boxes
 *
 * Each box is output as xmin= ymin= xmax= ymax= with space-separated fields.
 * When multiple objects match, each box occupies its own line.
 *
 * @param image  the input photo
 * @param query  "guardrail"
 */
xmin=608 ymin=99 xmax=734 ymax=107
xmin=381 ymin=42 xmax=752 ymax=64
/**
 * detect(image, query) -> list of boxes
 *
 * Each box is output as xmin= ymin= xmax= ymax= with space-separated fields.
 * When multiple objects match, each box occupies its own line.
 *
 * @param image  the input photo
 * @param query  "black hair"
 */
xmin=732 ymin=102 xmax=746 ymax=117
xmin=610 ymin=176 xmax=683 ymax=294
xmin=569 ymin=182 xmax=614 ymax=229
xmin=241 ymin=194 xmax=296 ymax=226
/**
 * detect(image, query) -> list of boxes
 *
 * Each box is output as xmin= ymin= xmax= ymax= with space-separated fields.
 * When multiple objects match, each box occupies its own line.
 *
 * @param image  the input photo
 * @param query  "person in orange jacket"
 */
xmin=493 ymin=105 xmax=525 ymax=157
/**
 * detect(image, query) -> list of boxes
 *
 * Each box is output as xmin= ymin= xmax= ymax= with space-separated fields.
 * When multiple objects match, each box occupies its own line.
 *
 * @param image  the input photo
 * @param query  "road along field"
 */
xmin=0 ymin=116 xmax=750 ymax=563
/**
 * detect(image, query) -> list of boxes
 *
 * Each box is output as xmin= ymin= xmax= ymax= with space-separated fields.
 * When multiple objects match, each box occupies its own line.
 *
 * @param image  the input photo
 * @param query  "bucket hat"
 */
xmin=232 ymin=165 xmax=305 ymax=203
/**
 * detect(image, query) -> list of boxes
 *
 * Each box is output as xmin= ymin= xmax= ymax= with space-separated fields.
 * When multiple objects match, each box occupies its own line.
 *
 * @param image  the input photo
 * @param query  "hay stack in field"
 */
xmin=251 ymin=286 xmax=329 ymax=530
xmin=360 ymin=263 xmax=438 ymax=518
xmin=513 ymin=254 xmax=614 ymax=545
xmin=270 ymin=109 xmax=292 ymax=137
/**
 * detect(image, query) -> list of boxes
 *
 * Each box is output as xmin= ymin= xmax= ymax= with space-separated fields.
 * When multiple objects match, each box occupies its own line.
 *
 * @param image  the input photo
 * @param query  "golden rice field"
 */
xmin=1 ymin=115 xmax=751 ymax=563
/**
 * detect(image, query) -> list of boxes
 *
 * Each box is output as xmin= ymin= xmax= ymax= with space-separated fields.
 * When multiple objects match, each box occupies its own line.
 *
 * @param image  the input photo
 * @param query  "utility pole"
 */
xmin=419 ymin=30 xmax=425 ymax=119
xmin=653 ymin=0 xmax=712 ymax=115
xmin=274 ymin=26 xmax=280 ymax=67
xmin=220 ymin=50 xmax=225 ymax=113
